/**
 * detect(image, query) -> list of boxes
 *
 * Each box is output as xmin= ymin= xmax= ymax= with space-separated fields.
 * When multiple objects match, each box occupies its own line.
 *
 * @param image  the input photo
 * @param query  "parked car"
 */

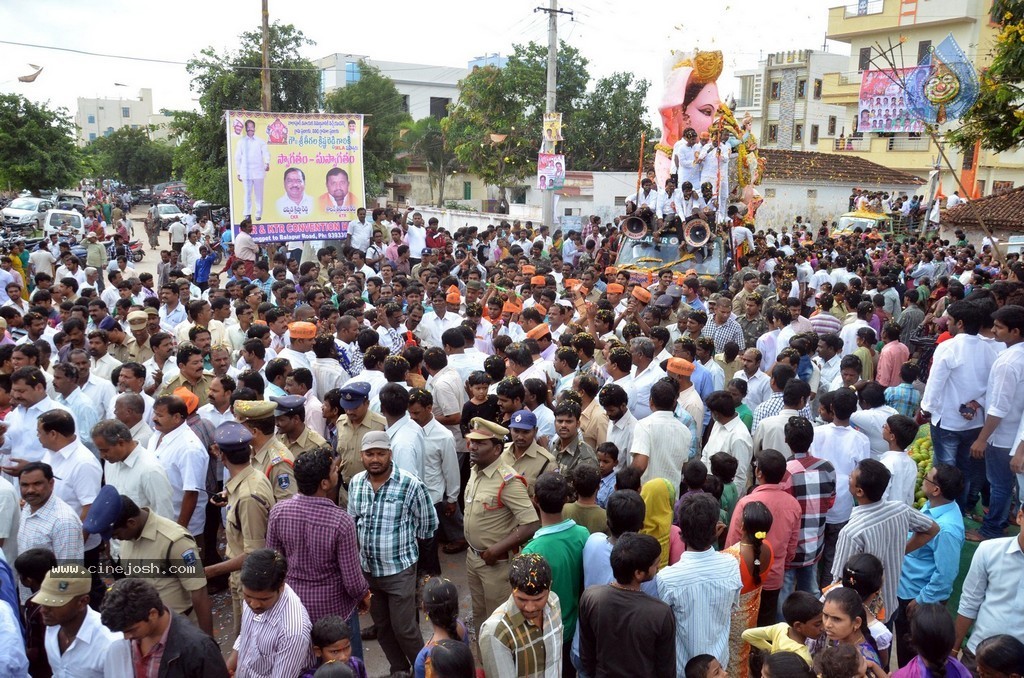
xmin=56 ymin=194 xmax=87 ymax=213
xmin=42 ymin=209 xmax=85 ymax=240
xmin=2 ymin=196 xmax=54 ymax=231
xmin=138 ymin=188 xmax=153 ymax=204
xmin=153 ymin=203 xmax=184 ymax=230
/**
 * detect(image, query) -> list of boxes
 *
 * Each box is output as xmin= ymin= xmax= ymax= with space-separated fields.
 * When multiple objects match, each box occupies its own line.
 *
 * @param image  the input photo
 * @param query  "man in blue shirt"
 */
xmin=894 ymin=463 xmax=965 ymax=668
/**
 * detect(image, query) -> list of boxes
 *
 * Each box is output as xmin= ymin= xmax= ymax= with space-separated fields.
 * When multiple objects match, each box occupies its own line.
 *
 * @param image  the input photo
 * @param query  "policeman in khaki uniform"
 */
xmin=235 ymin=399 xmax=297 ymax=501
xmin=335 ymin=382 xmax=386 ymax=506
xmin=463 ymin=417 xmax=541 ymax=637
xmin=205 ymin=421 xmax=275 ymax=638
xmin=85 ymin=485 xmax=214 ymax=636
xmin=272 ymin=394 xmax=328 ymax=457
xmin=501 ymin=409 xmax=556 ymax=497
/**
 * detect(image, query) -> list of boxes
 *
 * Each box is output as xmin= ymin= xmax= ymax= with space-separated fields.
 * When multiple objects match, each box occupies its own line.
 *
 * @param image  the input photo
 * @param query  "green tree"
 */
xmin=323 ymin=62 xmax=411 ymax=197
xmin=503 ymin=41 xmax=590 ymax=121
xmin=171 ymin=22 xmax=320 ymax=205
xmin=445 ymin=65 xmax=535 ymax=206
xmin=949 ymin=4 xmax=1024 ymax=153
xmin=87 ymin=127 xmax=175 ymax=187
xmin=401 ymin=116 xmax=458 ymax=207
xmin=0 ymin=94 xmax=80 ymax=193
xmin=569 ymin=72 xmax=658 ymax=171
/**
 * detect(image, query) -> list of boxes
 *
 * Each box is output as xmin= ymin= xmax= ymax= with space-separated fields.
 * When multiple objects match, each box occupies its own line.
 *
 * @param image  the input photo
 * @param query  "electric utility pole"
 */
xmin=261 ymin=0 xmax=271 ymax=111
xmin=535 ymin=0 xmax=572 ymax=230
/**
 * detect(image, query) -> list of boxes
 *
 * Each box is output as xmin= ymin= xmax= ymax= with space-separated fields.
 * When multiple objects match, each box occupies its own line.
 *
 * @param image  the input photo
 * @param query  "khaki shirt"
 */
xmin=278 ymin=426 xmax=328 ymax=459
xmin=500 ymin=441 xmax=555 ymax=497
xmin=224 ymin=466 xmax=274 ymax=582
xmin=160 ymin=372 xmax=213 ymax=407
xmin=109 ymin=336 xmax=136 ymax=365
xmin=337 ymin=410 xmax=387 ymax=484
xmin=464 ymin=457 xmax=538 ymax=555
xmin=251 ymin=437 xmax=296 ymax=501
xmin=120 ymin=509 xmax=207 ymax=615
xmin=130 ymin=336 xmax=155 ymax=364
xmin=579 ymin=397 xmax=609 ymax=451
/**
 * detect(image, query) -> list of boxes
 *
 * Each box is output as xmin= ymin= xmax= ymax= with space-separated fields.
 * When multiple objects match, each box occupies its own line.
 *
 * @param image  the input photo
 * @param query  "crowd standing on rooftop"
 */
xmin=0 ymin=188 xmax=1022 ymax=678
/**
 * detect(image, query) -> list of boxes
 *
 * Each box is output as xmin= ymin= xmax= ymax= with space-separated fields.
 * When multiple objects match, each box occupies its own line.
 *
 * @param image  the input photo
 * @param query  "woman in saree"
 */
xmin=724 ymin=500 xmax=774 ymax=678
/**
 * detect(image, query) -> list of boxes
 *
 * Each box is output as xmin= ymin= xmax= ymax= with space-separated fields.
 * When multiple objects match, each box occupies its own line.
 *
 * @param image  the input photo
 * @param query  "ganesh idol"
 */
xmin=656 ymin=49 xmax=725 ymax=191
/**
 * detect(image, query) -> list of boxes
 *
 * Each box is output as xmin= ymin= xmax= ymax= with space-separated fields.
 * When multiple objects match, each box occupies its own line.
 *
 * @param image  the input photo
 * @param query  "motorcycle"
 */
xmin=129 ymin=239 xmax=146 ymax=263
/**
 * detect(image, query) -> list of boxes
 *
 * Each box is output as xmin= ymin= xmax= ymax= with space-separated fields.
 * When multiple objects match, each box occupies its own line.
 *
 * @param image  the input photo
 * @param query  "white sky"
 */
xmin=1 ymin=0 xmax=848 ymax=126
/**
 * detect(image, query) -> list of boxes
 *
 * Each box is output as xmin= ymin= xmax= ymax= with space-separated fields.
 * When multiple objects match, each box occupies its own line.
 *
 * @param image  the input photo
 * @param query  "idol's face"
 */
xmin=684 ymin=83 xmax=721 ymax=136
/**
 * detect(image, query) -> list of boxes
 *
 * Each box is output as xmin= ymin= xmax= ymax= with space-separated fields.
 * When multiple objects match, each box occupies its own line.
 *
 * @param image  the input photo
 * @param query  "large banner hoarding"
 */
xmin=225 ymin=111 xmax=365 ymax=243
xmin=858 ymin=70 xmax=924 ymax=133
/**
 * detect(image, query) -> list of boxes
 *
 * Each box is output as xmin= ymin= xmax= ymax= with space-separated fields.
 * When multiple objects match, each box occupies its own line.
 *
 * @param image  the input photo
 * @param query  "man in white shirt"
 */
xmin=671 ymin=128 xmax=703 ymax=190
xmin=631 ymin=381 xmax=692 ymax=488
xmin=600 ymin=383 xmax=637 ymax=473
xmin=150 ymin=395 xmax=209 ymax=540
xmin=702 ymin=391 xmax=755 ymax=492
xmin=628 ymin=337 xmax=666 ymax=421
xmin=380 ymin=383 xmax=426 ymax=479
xmin=33 ymin=564 xmax=121 ymax=678
xmin=92 ymin=419 xmax=175 ymax=519
xmin=920 ymin=300 xmax=998 ymax=514
xmin=850 ymin=383 xmax=900 ymax=459
xmin=346 ymin=207 xmax=373 ymax=252
xmin=812 ymin=388 xmax=872 ymax=590
xmin=234 ymin=119 xmax=270 ymax=220
xmin=656 ymin=179 xmax=683 ymax=221
xmin=1 ymin=366 xmax=72 ymax=465
xmin=753 ymin=380 xmax=810 ymax=459
xmin=405 ymin=212 xmax=428 ymax=265
xmin=408 ymin=388 xmax=463 ymax=573
xmin=737 ymin=348 xmax=772 ymax=410
xmin=275 ymin=167 xmax=314 ymax=217
xmin=627 ymin=178 xmax=659 ymax=210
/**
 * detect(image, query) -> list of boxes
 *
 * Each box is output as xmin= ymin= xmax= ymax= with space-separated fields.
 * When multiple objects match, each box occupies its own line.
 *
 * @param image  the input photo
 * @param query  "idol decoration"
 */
xmin=905 ymin=33 xmax=979 ymax=126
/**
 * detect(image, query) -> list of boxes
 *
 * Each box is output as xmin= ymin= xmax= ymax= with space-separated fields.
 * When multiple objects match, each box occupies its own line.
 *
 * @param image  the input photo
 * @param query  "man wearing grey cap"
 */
xmin=348 ymin=430 xmax=437 ymax=675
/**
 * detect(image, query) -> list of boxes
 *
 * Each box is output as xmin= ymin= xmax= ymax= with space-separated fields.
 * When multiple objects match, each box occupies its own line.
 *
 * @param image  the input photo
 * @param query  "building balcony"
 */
xmin=827 ymin=1 xmax=898 ymax=41
xmin=821 ymin=71 xmax=861 ymax=105
xmin=733 ymin=98 xmax=760 ymax=110
xmin=823 ymin=134 xmax=936 ymax=174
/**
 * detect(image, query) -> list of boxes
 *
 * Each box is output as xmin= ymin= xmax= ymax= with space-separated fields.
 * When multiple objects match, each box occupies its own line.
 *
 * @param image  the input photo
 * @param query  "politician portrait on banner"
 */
xmin=226 ymin=112 xmax=366 ymax=243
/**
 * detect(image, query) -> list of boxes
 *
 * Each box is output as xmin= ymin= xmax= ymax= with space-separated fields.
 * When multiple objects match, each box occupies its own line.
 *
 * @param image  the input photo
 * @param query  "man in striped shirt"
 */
xmin=230 ymin=549 xmax=314 ymax=678
xmin=830 ymin=458 xmax=939 ymax=618
xmin=348 ymin=430 xmax=437 ymax=675
xmin=657 ymin=493 xmax=741 ymax=675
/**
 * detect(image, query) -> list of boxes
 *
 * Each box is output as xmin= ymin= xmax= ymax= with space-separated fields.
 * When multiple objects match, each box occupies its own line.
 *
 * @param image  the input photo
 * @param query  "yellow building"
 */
xmin=819 ymin=0 xmax=1024 ymax=197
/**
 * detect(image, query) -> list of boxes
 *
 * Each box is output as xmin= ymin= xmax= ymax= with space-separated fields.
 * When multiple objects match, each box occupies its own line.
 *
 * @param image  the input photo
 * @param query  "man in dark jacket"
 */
xmin=100 ymin=578 xmax=229 ymax=677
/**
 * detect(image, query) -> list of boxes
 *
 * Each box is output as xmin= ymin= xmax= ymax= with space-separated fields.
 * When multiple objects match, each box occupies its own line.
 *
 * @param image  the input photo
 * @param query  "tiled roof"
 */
xmin=760 ymin=148 xmax=926 ymax=186
xmin=944 ymin=185 xmax=1024 ymax=229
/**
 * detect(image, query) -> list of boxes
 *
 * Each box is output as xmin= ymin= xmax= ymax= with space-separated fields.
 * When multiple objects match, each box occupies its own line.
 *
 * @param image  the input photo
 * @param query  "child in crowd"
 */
xmin=830 ymin=554 xmax=892 ymax=666
xmin=764 ymin=651 xmax=816 ymax=678
xmin=853 ymin=327 xmax=877 ymax=381
xmin=615 ymin=466 xmax=642 ymax=493
xmin=742 ymin=591 xmax=823 ymax=665
xmin=710 ymin=452 xmax=740 ymax=526
xmin=684 ymin=654 xmax=729 ymax=678
xmin=884 ymin=362 xmax=922 ymax=418
xmin=563 ymin=464 xmax=607 ymax=534
xmin=459 ymin=370 xmax=499 ymax=438
xmin=302 ymin=616 xmax=367 ymax=678
xmin=891 ymin=603 xmax=972 ymax=678
xmin=678 ymin=458 xmax=708 ymax=505
xmin=879 ymin=414 xmax=919 ymax=506
xmin=814 ymin=644 xmax=867 ymax=678
xmin=595 ymin=442 xmax=619 ymax=508
xmin=415 ymin=578 xmax=469 ymax=678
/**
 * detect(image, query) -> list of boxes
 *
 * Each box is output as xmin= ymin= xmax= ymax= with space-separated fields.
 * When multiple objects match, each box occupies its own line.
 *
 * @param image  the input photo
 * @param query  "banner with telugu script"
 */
xmin=225 ymin=111 xmax=365 ymax=243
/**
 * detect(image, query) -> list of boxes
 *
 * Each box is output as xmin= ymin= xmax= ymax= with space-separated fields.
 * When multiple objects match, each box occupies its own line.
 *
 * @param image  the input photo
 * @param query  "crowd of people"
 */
xmin=0 ymin=193 xmax=1022 ymax=678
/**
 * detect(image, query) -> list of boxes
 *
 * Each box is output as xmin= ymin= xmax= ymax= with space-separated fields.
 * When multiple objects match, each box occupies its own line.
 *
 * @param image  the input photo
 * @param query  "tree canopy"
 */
xmin=401 ymin=116 xmax=457 ymax=207
xmin=323 ymin=62 xmax=411 ymax=197
xmin=0 ymin=94 xmax=80 ymax=193
xmin=86 ymin=127 xmax=174 ymax=187
xmin=949 ymin=3 xmax=1024 ymax=153
xmin=170 ymin=22 xmax=320 ymax=205
xmin=445 ymin=40 xmax=657 ymax=188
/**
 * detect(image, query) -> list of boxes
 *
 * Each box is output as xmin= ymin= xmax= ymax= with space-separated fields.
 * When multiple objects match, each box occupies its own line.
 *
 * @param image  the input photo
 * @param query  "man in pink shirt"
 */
xmin=726 ymin=448 xmax=802 ymax=625
xmin=875 ymin=322 xmax=910 ymax=388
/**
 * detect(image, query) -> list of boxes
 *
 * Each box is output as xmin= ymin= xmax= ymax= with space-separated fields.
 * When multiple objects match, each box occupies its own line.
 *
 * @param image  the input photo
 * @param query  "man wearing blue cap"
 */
xmin=87 ymin=486 xmax=214 ymax=636
xmin=273 ymin=395 xmax=328 ymax=458
xmin=501 ymin=408 xmax=556 ymax=497
xmin=206 ymin=421 xmax=275 ymax=639
xmin=336 ymin=382 xmax=386 ymax=505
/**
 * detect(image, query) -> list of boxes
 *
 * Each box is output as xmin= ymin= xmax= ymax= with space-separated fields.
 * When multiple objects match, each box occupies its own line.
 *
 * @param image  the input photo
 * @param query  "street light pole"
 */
xmin=542 ymin=0 xmax=557 ymax=231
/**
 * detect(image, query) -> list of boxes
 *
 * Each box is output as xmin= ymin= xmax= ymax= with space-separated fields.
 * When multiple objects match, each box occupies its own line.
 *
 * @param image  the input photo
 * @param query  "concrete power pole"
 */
xmin=261 ymin=0 xmax=271 ymax=111
xmin=542 ymin=0 xmax=557 ymax=231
